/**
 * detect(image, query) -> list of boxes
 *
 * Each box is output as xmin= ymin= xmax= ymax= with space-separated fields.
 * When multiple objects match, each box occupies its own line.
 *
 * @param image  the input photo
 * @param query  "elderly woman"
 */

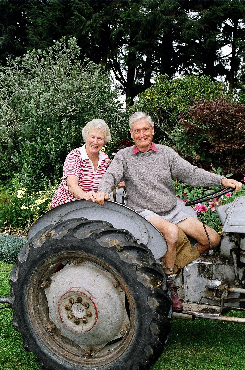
xmin=51 ymin=119 xmax=111 ymax=208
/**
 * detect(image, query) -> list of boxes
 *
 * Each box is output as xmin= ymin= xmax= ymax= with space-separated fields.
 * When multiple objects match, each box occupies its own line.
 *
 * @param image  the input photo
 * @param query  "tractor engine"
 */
xmin=177 ymin=196 xmax=245 ymax=315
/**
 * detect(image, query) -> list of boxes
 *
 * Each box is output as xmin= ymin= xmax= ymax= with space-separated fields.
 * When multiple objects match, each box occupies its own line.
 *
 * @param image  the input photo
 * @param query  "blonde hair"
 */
xmin=82 ymin=119 xmax=111 ymax=143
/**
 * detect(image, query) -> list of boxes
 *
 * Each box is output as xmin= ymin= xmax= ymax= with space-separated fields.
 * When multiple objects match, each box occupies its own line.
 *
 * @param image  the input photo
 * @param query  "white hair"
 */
xmin=82 ymin=119 xmax=111 ymax=143
xmin=129 ymin=112 xmax=154 ymax=129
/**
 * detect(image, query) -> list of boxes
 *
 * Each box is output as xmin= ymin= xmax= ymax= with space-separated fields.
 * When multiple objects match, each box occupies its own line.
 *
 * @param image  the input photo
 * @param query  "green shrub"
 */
xmin=0 ymin=37 xmax=127 ymax=191
xmin=177 ymin=98 xmax=245 ymax=174
xmin=0 ymin=179 xmax=57 ymax=232
xmin=133 ymin=74 xmax=228 ymax=145
xmin=0 ymin=234 xmax=27 ymax=263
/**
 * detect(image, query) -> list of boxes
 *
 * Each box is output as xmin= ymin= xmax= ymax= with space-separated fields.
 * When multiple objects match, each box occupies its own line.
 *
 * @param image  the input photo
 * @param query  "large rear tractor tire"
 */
xmin=10 ymin=218 xmax=171 ymax=370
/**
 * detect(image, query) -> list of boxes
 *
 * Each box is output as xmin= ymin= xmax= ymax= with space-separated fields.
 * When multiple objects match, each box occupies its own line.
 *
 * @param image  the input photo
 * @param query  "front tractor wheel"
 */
xmin=10 ymin=219 xmax=171 ymax=370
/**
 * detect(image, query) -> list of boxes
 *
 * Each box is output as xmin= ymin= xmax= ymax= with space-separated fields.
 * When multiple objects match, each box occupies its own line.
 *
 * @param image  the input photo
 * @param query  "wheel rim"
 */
xmin=26 ymin=250 xmax=136 ymax=367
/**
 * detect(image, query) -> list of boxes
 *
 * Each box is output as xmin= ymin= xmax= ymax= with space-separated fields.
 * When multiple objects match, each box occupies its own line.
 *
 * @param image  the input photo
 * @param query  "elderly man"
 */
xmin=95 ymin=112 xmax=242 ymax=311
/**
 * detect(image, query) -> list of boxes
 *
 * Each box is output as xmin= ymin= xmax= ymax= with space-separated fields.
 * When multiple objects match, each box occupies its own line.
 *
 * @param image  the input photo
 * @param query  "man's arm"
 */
xmin=95 ymin=150 xmax=126 ymax=205
xmin=169 ymin=147 xmax=242 ymax=190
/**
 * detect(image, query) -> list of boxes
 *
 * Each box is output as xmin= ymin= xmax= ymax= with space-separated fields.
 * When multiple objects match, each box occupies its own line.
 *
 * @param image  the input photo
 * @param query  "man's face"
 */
xmin=130 ymin=118 xmax=154 ymax=152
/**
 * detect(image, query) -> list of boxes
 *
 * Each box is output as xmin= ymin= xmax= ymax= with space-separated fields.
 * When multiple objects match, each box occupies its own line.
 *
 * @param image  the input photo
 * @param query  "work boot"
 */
xmin=168 ymin=284 xmax=183 ymax=312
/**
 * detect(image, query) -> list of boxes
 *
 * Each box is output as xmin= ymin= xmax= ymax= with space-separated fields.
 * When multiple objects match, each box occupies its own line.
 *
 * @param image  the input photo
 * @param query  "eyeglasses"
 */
xmin=131 ymin=127 xmax=152 ymax=135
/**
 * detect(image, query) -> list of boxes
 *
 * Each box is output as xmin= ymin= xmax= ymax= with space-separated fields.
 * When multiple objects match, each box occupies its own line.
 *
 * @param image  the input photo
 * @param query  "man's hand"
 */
xmin=93 ymin=192 xmax=109 ymax=205
xmin=221 ymin=178 xmax=243 ymax=192
xmin=117 ymin=181 xmax=125 ymax=188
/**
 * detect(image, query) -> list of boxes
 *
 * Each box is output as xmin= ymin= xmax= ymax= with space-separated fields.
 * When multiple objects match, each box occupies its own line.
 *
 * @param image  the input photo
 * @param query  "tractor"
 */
xmin=1 ymin=187 xmax=245 ymax=369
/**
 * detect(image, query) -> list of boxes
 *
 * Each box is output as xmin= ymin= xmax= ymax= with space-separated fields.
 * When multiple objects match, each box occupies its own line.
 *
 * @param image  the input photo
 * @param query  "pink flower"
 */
xmin=184 ymin=198 xmax=188 ymax=202
xmin=194 ymin=203 xmax=207 ymax=213
xmin=208 ymin=201 xmax=216 ymax=211
xmin=225 ymin=192 xmax=232 ymax=197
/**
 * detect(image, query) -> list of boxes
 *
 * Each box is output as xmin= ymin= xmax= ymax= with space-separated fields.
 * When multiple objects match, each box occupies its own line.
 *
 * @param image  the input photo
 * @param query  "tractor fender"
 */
xmin=28 ymin=199 xmax=167 ymax=260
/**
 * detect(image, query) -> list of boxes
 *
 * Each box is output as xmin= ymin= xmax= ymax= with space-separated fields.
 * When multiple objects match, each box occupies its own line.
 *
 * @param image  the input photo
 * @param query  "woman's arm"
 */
xmin=67 ymin=175 xmax=96 ymax=201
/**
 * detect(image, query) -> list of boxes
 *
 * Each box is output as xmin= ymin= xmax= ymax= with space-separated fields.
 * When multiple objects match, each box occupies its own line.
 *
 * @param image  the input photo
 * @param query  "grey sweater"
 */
xmin=98 ymin=144 xmax=223 ymax=214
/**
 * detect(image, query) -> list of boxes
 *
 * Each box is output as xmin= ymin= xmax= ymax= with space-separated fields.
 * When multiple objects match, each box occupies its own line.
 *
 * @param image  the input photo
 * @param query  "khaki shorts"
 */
xmin=137 ymin=198 xmax=197 ymax=224
xmin=173 ymin=229 xmax=200 ymax=273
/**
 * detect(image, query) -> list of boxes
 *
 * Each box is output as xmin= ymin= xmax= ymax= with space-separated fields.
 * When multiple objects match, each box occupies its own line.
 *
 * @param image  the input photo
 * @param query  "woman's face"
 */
xmin=85 ymin=129 xmax=105 ymax=156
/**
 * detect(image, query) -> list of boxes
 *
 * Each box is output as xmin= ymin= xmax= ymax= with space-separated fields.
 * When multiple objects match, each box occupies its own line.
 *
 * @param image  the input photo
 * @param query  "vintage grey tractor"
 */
xmin=1 ymin=187 xmax=245 ymax=370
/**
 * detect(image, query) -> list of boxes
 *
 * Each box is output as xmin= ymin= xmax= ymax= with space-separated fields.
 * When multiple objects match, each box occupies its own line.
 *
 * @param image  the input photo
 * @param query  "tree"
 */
xmin=1 ymin=0 xmax=245 ymax=104
xmin=0 ymin=0 xmax=27 ymax=65
xmin=178 ymin=98 xmax=245 ymax=174
xmin=238 ymin=63 xmax=245 ymax=103
xmin=133 ymin=74 xmax=228 ymax=144
xmin=22 ymin=0 xmax=245 ymax=103
xmin=177 ymin=0 xmax=245 ymax=90
xmin=0 ymin=37 xmax=125 ymax=190
xmin=221 ymin=0 xmax=245 ymax=90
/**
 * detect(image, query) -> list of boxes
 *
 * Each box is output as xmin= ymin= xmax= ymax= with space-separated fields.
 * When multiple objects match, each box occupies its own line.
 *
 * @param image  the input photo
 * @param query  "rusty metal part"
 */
xmin=173 ymin=312 xmax=245 ymax=323
xmin=173 ymin=302 xmax=245 ymax=322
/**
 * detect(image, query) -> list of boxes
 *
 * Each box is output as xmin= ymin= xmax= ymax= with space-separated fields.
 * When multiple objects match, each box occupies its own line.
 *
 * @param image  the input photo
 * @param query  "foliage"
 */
xmin=133 ymin=74 xmax=228 ymax=144
xmin=0 ymin=169 xmax=244 ymax=237
xmin=238 ymin=64 xmax=245 ymax=104
xmin=175 ymin=185 xmax=223 ymax=234
xmin=133 ymin=74 xmax=245 ymax=175
xmin=174 ymin=177 xmax=245 ymax=234
xmin=0 ymin=37 xmax=126 ymax=191
xmin=1 ymin=1 xmax=245 ymax=102
xmin=178 ymin=98 xmax=245 ymax=174
xmin=0 ymin=180 xmax=57 ymax=233
xmin=0 ymin=234 xmax=27 ymax=264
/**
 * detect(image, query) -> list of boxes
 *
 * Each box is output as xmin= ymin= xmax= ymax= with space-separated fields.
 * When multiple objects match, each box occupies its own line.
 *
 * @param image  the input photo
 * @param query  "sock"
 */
xmin=166 ymin=273 xmax=176 ymax=287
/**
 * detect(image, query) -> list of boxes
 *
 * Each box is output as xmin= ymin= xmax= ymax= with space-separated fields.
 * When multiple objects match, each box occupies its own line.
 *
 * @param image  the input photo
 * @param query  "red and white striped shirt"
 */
xmin=51 ymin=145 xmax=110 ymax=208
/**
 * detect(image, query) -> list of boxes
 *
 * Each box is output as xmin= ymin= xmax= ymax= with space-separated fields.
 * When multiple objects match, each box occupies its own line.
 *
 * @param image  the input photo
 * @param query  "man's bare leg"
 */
xmin=148 ymin=216 xmax=183 ymax=312
xmin=147 ymin=216 xmax=183 ymax=312
xmin=147 ymin=216 xmax=179 ymax=273
xmin=178 ymin=216 xmax=221 ymax=254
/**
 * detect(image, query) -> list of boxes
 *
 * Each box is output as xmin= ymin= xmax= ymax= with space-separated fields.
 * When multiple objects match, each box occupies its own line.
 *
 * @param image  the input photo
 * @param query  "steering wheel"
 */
xmin=185 ymin=187 xmax=235 ymax=207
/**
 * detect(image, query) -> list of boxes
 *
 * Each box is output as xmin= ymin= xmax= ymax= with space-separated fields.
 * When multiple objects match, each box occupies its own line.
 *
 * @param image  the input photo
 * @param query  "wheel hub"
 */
xmin=58 ymin=291 xmax=97 ymax=333
xmin=44 ymin=262 xmax=130 ymax=350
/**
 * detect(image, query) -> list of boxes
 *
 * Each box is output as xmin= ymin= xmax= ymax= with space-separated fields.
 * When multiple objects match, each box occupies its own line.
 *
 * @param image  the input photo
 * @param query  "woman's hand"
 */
xmin=221 ymin=178 xmax=243 ymax=192
xmin=83 ymin=190 xmax=97 ymax=201
xmin=67 ymin=176 xmax=97 ymax=201
xmin=66 ymin=175 xmax=110 ymax=203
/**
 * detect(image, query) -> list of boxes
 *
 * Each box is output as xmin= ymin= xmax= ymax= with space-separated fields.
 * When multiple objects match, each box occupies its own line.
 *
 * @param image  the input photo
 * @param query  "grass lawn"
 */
xmin=1 ymin=261 xmax=245 ymax=370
